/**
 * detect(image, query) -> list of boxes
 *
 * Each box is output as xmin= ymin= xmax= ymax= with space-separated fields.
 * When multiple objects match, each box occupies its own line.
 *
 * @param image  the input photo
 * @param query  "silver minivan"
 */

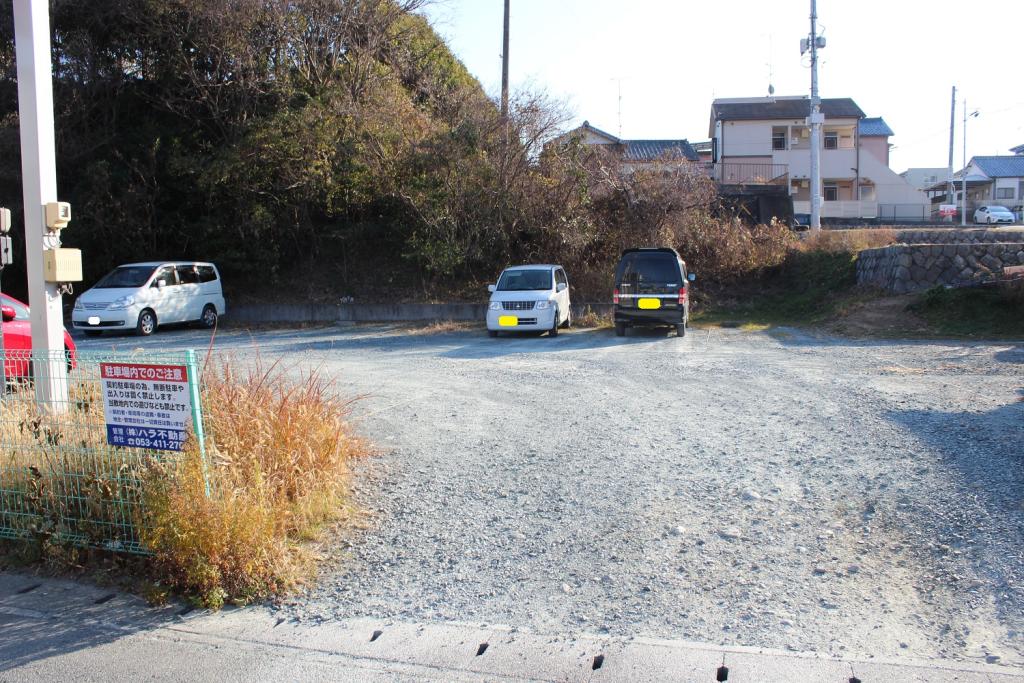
xmin=72 ymin=261 xmax=226 ymax=336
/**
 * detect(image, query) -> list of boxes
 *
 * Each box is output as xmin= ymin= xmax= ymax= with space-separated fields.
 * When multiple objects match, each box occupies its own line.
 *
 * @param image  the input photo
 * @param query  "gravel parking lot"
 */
xmin=77 ymin=324 xmax=1024 ymax=666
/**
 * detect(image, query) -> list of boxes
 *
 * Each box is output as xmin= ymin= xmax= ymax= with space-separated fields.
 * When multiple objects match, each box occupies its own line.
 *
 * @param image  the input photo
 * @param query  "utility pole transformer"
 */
xmin=13 ymin=0 xmax=69 ymax=410
xmin=807 ymin=0 xmax=824 ymax=231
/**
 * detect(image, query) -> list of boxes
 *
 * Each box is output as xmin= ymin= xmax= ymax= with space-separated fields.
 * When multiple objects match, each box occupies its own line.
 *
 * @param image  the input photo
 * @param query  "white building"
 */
xmin=709 ymin=96 xmax=929 ymax=220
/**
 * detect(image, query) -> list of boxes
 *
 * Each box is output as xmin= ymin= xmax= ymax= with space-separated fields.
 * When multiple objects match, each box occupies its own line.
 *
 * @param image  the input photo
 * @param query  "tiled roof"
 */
xmin=1011 ymin=143 xmax=1024 ymax=155
xmin=712 ymin=97 xmax=865 ymax=121
xmin=972 ymin=156 xmax=1024 ymax=178
xmin=580 ymin=121 xmax=620 ymax=143
xmin=623 ymin=139 xmax=700 ymax=162
xmin=859 ymin=117 xmax=894 ymax=137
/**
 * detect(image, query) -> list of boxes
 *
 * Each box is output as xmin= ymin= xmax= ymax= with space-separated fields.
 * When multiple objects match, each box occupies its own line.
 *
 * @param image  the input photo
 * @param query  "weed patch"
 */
xmin=907 ymin=284 xmax=1024 ymax=338
xmin=141 ymin=360 xmax=365 ymax=607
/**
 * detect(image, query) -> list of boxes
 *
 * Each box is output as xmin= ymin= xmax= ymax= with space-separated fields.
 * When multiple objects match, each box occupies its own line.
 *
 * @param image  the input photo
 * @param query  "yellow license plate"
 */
xmin=498 ymin=315 xmax=519 ymax=327
xmin=637 ymin=298 xmax=661 ymax=310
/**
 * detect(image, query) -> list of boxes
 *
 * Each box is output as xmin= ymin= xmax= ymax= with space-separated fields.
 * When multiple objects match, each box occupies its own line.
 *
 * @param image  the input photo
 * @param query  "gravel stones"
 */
xmin=249 ymin=325 xmax=1024 ymax=665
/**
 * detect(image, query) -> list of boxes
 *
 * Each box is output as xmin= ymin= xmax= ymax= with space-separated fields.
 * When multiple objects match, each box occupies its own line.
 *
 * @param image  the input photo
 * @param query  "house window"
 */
xmin=824 ymin=132 xmax=838 ymax=150
xmin=996 ymin=187 xmax=1015 ymax=199
xmin=859 ymin=185 xmax=876 ymax=201
xmin=824 ymin=184 xmax=839 ymax=201
xmin=772 ymin=128 xmax=787 ymax=151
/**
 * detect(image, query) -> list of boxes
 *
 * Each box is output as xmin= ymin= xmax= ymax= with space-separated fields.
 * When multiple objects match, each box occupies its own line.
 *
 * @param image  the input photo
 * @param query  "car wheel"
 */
xmin=549 ymin=308 xmax=559 ymax=337
xmin=136 ymin=309 xmax=157 ymax=336
xmin=677 ymin=321 xmax=687 ymax=337
xmin=488 ymin=330 xmax=498 ymax=338
xmin=200 ymin=304 xmax=218 ymax=329
xmin=83 ymin=330 xmax=102 ymax=338
xmin=614 ymin=323 xmax=626 ymax=337
xmin=561 ymin=309 xmax=571 ymax=329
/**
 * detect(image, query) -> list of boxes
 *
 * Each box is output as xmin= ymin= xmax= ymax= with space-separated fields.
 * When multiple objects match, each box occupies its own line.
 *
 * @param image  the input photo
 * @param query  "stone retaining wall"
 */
xmin=892 ymin=228 xmax=1024 ymax=245
xmin=857 ymin=242 xmax=1024 ymax=294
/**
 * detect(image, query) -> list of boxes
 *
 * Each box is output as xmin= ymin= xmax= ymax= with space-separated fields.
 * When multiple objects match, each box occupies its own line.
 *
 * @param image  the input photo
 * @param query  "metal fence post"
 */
xmin=184 ymin=349 xmax=211 ymax=498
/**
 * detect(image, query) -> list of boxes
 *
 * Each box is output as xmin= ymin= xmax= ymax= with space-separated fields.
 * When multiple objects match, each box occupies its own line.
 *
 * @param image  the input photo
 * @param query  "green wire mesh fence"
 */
xmin=0 ymin=348 xmax=206 ymax=554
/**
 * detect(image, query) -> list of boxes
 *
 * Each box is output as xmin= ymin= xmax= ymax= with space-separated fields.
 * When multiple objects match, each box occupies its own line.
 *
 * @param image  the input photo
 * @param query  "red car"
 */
xmin=1 ymin=293 xmax=77 ymax=379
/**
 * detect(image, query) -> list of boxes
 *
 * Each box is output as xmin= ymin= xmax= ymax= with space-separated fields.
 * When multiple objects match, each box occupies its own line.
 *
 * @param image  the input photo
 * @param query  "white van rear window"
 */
xmin=197 ymin=266 xmax=218 ymax=283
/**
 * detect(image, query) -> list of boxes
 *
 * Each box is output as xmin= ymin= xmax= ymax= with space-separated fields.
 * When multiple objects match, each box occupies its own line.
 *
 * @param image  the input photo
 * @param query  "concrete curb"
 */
xmin=230 ymin=302 xmax=615 ymax=324
xmin=2 ymin=572 xmax=1021 ymax=682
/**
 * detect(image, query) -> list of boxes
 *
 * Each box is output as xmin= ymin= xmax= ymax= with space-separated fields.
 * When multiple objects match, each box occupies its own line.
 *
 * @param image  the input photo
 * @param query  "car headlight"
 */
xmin=488 ymin=301 xmax=502 ymax=311
xmin=73 ymin=298 xmax=83 ymax=310
xmin=535 ymin=301 xmax=551 ymax=310
xmin=109 ymin=295 xmax=135 ymax=310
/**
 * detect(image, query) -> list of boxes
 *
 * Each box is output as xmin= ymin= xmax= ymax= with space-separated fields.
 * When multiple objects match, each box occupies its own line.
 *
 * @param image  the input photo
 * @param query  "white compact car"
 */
xmin=974 ymin=205 xmax=1016 ymax=224
xmin=72 ymin=261 xmax=225 ymax=336
xmin=486 ymin=265 xmax=571 ymax=337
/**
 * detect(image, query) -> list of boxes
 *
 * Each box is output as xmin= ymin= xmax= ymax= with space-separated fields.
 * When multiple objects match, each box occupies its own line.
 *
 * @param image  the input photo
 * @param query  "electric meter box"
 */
xmin=43 ymin=248 xmax=83 ymax=282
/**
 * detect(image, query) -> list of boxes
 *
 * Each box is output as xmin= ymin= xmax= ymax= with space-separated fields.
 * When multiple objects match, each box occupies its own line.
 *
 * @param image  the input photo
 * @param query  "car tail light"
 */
xmin=613 ymin=288 xmax=620 ymax=304
xmin=678 ymin=287 xmax=687 ymax=304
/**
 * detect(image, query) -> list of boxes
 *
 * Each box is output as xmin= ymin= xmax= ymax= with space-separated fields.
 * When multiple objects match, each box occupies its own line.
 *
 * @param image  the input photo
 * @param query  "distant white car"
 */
xmin=486 ymin=265 xmax=571 ymax=337
xmin=974 ymin=205 xmax=1015 ymax=224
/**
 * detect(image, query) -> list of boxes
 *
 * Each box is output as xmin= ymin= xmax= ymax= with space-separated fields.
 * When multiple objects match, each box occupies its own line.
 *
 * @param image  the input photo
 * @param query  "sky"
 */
xmin=421 ymin=0 xmax=1024 ymax=173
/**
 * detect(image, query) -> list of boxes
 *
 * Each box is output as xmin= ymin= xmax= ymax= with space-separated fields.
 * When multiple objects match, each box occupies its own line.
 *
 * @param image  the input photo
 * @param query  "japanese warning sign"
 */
xmin=100 ymin=362 xmax=192 ymax=451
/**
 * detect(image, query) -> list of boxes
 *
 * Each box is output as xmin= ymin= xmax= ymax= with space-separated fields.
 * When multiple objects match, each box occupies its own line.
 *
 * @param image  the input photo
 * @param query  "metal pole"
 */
xmin=13 ymin=0 xmax=67 ymax=410
xmin=500 ymin=0 xmax=509 ymax=121
xmin=947 ymin=85 xmax=956 ymax=223
xmin=961 ymin=98 xmax=967 ymax=227
xmin=809 ymin=0 xmax=822 ymax=231
xmin=185 ymin=349 xmax=211 ymax=498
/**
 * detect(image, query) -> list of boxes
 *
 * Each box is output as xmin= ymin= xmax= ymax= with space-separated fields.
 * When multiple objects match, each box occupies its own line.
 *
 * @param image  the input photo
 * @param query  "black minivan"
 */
xmin=612 ymin=248 xmax=695 ymax=337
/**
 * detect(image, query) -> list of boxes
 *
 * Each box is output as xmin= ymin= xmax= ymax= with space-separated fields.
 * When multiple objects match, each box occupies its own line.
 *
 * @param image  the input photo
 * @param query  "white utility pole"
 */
xmin=13 ymin=0 xmax=68 ymax=409
xmin=961 ymin=100 xmax=978 ymax=227
xmin=946 ymin=85 xmax=956 ymax=223
xmin=807 ymin=0 xmax=824 ymax=230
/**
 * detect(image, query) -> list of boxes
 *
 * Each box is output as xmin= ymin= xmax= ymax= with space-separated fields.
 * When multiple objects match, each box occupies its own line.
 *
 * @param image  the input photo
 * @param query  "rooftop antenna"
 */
xmin=767 ymin=34 xmax=775 ymax=98
xmin=610 ymin=78 xmax=626 ymax=138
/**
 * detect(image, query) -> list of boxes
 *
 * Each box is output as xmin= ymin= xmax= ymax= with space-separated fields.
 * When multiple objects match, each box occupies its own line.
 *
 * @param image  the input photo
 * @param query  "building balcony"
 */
xmin=703 ymin=162 xmax=789 ymax=186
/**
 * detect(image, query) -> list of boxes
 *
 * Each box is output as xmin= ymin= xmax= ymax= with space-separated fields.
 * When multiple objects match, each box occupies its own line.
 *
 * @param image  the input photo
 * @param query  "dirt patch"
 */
xmin=824 ymin=294 xmax=929 ymax=337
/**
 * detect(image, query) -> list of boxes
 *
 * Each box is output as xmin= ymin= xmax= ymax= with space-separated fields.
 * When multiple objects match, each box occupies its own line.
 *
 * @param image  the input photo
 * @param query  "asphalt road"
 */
xmin=72 ymin=323 xmax=1024 ymax=668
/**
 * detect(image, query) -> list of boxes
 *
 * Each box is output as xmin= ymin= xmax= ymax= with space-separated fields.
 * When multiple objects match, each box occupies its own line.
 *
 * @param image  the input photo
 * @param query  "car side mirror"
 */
xmin=1 ymin=305 xmax=15 ymax=322
xmin=556 ymin=282 xmax=567 ymax=293
xmin=688 ymin=273 xmax=696 ymax=282
xmin=487 ymin=284 xmax=496 ymax=293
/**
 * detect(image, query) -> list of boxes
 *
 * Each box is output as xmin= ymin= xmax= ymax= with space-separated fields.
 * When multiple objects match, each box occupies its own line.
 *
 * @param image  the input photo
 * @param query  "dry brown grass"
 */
xmin=1 ymin=358 xmax=364 ymax=608
xmin=142 ymin=359 xmax=365 ymax=608
xmin=795 ymin=228 xmax=897 ymax=254
xmin=400 ymin=319 xmax=478 ymax=335
xmin=573 ymin=306 xmax=613 ymax=329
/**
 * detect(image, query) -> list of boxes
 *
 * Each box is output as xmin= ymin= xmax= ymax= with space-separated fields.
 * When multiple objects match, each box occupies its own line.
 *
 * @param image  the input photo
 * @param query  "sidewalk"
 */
xmin=1 ymin=572 xmax=1021 ymax=682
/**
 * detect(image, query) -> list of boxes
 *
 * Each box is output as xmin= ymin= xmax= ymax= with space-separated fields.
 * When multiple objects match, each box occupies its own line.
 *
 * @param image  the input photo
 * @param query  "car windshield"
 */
xmin=617 ymin=253 xmax=681 ymax=285
xmin=497 ymin=269 xmax=552 ymax=291
xmin=94 ymin=265 xmax=157 ymax=288
xmin=988 ymin=206 xmax=1010 ymax=212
